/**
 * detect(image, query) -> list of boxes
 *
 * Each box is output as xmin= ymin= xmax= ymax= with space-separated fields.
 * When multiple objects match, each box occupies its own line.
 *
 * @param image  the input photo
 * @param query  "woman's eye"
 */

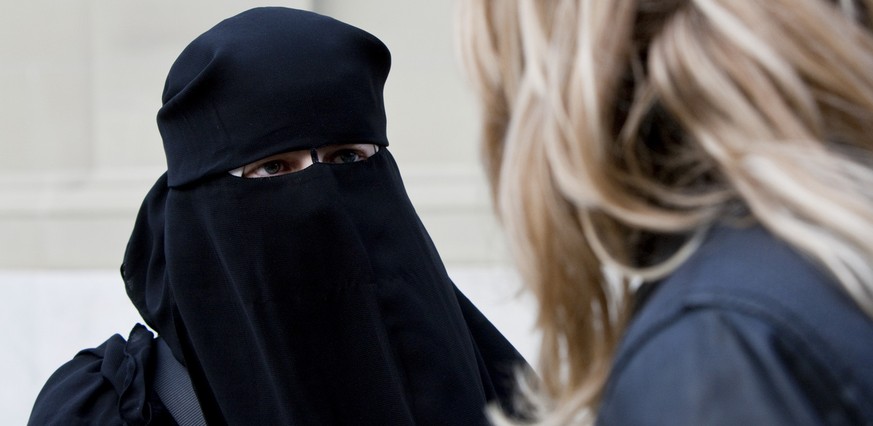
xmin=261 ymin=161 xmax=284 ymax=175
xmin=243 ymin=160 xmax=291 ymax=177
xmin=324 ymin=149 xmax=364 ymax=164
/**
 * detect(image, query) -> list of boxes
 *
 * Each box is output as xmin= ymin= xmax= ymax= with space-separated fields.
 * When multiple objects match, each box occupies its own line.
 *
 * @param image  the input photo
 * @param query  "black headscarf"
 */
xmin=121 ymin=7 xmax=525 ymax=425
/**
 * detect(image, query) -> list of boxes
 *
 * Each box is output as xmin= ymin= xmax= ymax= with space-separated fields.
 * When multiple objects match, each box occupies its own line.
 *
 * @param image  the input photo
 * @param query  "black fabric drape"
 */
xmin=123 ymin=150 xmax=523 ymax=424
xmin=29 ymin=325 xmax=177 ymax=426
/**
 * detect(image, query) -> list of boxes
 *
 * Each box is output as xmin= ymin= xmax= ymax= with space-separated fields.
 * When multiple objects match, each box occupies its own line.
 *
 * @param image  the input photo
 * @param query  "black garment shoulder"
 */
xmin=598 ymin=226 xmax=873 ymax=425
xmin=29 ymin=324 xmax=177 ymax=426
xmin=31 ymin=310 xmax=529 ymax=425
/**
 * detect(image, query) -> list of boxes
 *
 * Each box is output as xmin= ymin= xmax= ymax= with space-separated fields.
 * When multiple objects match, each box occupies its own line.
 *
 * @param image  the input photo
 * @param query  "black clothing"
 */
xmin=30 ymin=8 xmax=527 ymax=425
xmin=31 ymin=282 xmax=522 ymax=425
xmin=29 ymin=325 xmax=177 ymax=425
xmin=598 ymin=226 xmax=873 ymax=425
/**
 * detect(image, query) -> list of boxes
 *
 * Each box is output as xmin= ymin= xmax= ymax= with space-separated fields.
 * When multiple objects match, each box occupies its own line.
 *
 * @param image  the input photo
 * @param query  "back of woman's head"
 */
xmin=460 ymin=0 xmax=873 ymax=421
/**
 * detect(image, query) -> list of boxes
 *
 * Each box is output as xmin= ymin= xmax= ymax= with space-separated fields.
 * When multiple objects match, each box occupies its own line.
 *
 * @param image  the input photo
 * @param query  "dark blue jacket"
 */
xmin=598 ymin=226 xmax=873 ymax=425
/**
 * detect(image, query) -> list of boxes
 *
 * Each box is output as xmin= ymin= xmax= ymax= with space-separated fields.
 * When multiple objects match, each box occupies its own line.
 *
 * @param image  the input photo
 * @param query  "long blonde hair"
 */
xmin=459 ymin=0 xmax=873 ymax=422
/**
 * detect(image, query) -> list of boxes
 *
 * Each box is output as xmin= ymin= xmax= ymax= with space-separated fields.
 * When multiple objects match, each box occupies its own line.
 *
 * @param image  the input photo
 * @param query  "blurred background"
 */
xmin=0 ymin=0 xmax=536 ymax=423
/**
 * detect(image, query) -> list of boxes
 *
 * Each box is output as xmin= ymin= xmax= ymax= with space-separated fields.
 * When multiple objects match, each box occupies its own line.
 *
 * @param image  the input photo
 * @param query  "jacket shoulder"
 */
xmin=600 ymin=226 xmax=873 ymax=424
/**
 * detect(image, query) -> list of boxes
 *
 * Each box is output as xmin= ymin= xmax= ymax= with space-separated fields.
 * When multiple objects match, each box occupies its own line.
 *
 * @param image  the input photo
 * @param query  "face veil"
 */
xmin=121 ymin=7 xmax=526 ymax=425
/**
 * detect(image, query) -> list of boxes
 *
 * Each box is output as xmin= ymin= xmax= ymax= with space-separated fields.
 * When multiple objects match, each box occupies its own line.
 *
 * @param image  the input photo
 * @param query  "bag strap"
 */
xmin=153 ymin=337 xmax=207 ymax=426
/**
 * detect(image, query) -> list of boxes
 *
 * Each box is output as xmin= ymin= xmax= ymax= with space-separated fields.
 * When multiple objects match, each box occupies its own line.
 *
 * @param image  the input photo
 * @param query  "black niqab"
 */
xmin=156 ymin=7 xmax=390 ymax=187
xmin=120 ymin=7 xmax=525 ymax=425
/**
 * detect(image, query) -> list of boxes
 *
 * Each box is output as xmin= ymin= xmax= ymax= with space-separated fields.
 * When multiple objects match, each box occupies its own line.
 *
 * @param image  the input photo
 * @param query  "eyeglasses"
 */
xmin=229 ymin=144 xmax=380 ymax=178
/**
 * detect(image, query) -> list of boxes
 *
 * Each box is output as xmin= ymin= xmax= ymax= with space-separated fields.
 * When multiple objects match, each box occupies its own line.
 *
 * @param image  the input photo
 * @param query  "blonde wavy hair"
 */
xmin=459 ymin=0 xmax=873 ymax=423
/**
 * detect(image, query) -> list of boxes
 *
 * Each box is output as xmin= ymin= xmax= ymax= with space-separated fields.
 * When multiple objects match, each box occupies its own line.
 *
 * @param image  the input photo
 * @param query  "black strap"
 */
xmin=153 ymin=337 xmax=207 ymax=426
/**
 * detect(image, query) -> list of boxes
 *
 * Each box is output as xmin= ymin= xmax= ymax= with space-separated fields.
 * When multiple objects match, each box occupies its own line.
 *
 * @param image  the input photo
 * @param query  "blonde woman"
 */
xmin=460 ymin=0 xmax=873 ymax=424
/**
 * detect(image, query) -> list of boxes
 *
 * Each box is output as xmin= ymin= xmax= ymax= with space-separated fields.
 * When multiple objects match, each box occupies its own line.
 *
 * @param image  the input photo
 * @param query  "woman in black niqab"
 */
xmin=29 ymin=7 xmax=527 ymax=425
